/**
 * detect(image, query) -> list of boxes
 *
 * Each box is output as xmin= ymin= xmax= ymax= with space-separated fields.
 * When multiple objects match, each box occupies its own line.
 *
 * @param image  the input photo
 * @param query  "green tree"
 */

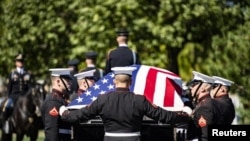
xmin=0 ymin=0 xmax=249 ymax=123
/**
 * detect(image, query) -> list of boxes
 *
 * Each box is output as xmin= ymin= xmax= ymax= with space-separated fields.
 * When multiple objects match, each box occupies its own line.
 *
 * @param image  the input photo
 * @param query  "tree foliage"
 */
xmin=0 ymin=0 xmax=250 ymax=123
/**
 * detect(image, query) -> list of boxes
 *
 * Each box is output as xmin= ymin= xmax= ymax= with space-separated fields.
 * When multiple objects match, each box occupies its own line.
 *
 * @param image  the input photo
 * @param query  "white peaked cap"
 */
xmin=74 ymin=69 xmax=95 ymax=80
xmin=192 ymin=71 xmax=214 ymax=83
xmin=111 ymin=66 xmax=137 ymax=76
xmin=212 ymin=76 xmax=234 ymax=86
xmin=49 ymin=68 xmax=71 ymax=76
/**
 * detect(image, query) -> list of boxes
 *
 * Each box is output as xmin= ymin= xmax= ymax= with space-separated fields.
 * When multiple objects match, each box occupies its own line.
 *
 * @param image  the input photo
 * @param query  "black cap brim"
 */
xmin=60 ymin=75 xmax=73 ymax=80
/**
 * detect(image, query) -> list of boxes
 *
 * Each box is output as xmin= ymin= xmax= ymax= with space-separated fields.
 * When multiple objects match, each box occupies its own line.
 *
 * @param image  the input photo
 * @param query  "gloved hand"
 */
xmin=182 ymin=106 xmax=192 ymax=116
xmin=59 ymin=105 xmax=68 ymax=116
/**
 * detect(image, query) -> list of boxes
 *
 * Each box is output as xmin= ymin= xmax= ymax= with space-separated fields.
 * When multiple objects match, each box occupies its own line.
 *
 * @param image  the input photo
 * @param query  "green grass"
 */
xmin=0 ymin=130 xmax=45 ymax=141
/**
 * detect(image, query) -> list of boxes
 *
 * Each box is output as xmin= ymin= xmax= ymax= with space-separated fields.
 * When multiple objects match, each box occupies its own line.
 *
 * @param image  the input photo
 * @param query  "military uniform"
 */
xmin=104 ymin=29 xmax=141 ymax=75
xmin=105 ymin=47 xmax=141 ymax=75
xmin=186 ymin=71 xmax=220 ymax=141
xmin=186 ymin=95 xmax=220 ymax=141
xmin=214 ymin=95 xmax=235 ymax=124
xmin=7 ymin=68 xmax=35 ymax=103
xmin=61 ymin=88 xmax=191 ymax=141
xmin=41 ymin=89 xmax=72 ymax=141
xmin=211 ymin=76 xmax=235 ymax=125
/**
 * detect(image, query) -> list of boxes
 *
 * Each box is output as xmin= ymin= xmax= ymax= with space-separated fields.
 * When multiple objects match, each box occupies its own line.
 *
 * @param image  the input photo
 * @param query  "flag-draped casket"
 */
xmin=68 ymin=65 xmax=185 ymax=141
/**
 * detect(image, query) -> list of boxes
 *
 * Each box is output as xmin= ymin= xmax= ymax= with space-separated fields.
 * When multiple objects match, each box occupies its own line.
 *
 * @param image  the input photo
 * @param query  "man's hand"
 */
xmin=59 ymin=105 xmax=68 ymax=116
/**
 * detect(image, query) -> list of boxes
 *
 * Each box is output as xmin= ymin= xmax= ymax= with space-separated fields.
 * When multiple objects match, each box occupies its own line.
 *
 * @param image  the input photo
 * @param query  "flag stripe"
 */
xmin=131 ymin=65 xmax=149 ymax=95
xmin=153 ymin=72 xmax=168 ymax=107
xmin=164 ymin=78 xmax=175 ymax=106
xmin=143 ymin=68 xmax=158 ymax=103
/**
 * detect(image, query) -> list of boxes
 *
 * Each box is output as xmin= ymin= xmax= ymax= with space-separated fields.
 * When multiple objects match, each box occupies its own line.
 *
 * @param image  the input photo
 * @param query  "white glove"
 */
xmin=182 ymin=106 xmax=192 ymax=116
xmin=59 ymin=105 xmax=68 ymax=116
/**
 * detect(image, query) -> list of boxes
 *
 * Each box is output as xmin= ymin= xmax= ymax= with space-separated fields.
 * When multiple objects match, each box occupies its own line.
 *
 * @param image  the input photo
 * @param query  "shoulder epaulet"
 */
xmin=132 ymin=51 xmax=136 ymax=65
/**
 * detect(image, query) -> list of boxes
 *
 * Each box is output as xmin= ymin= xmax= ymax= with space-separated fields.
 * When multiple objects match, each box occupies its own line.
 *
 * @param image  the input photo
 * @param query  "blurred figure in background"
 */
xmin=67 ymin=59 xmax=80 ymax=99
xmin=82 ymin=51 xmax=103 ymax=82
xmin=1 ymin=53 xmax=35 ymax=137
xmin=104 ymin=29 xmax=141 ymax=75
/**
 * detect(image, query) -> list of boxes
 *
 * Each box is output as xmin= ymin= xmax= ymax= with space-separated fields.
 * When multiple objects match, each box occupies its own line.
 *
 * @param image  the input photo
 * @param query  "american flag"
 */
xmin=67 ymin=65 xmax=184 ymax=111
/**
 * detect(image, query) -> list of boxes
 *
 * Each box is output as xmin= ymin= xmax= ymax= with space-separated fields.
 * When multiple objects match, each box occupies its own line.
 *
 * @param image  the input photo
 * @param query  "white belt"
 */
xmin=59 ymin=129 xmax=71 ymax=134
xmin=186 ymin=139 xmax=198 ymax=141
xmin=105 ymin=132 xmax=141 ymax=137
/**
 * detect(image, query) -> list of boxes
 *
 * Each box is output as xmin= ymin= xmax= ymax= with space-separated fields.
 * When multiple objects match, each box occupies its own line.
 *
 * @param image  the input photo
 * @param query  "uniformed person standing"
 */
xmin=186 ymin=71 xmax=220 ymax=141
xmin=41 ymin=68 xmax=73 ymax=141
xmin=104 ymin=29 xmax=141 ymax=75
xmin=70 ymin=69 xmax=96 ymax=100
xmin=211 ymin=76 xmax=235 ymax=125
xmin=59 ymin=66 xmax=192 ymax=141
xmin=82 ymin=51 xmax=104 ymax=81
xmin=2 ymin=53 xmax=35 ymax=134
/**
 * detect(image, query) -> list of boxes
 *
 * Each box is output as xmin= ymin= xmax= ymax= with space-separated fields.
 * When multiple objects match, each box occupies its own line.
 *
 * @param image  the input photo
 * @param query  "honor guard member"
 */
xmin=70 ymin=69 xmax=96 ymax=100
xmin=59 ymin=66 xmax=192 ymax=141
xmin=41 ymin=68 xmax=73 ymax=141
xmin=74 ymin=69 xmax=96 ymax=96
xmin=211 ymin=76 xmax=235 ymax=125
xmin=186 ymin=71 xmax=220 ymax=141
xmin=83 ymin=51 xmax=104 ymax=81
xmin=2 ymin=53 xmax=35 ymax=134
xmin=68 ymin=59 xmax=80 ymax=97
xmin=104 ymin=29 xmax=141 ymax=75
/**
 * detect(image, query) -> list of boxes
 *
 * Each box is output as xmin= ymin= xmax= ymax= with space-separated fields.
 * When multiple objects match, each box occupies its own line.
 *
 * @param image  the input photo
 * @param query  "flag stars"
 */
xmin=102 ymin=78 xmax=108 ymax=84
xmin=91 ymin=96 xmax=97 ymax=101
xmin=93 ymin=84 xmax=100 ymax=90
xmin=108 ymin=84 xmax=114 ymax=90
xmin=100 ymin=90 xmax=106 ymax=94
xmin=85 ymin=90 xmax=91 ymax=96
xmin=110 ymin=73 xmax=115 ymax=78
xmin=76 ymin=97 xmax=83 ymax=103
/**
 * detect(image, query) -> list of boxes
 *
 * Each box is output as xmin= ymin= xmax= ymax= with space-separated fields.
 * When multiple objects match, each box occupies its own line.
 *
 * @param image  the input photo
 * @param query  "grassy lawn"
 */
xmin=0 ymin=130 xmax=45 ymax=141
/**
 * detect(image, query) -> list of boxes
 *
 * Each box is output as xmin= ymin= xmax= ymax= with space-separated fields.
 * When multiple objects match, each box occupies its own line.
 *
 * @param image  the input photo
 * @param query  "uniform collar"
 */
xmin=16 ymin=67 xmax=24 ymax=74
xmin=115 ymin=88 xmax=130 ymax=92
xmin=119 ymin=44 xmax=128 ymax=47
xmin=87 ymin=64 xmax=95 ymax=67
xmin=215 ymin=94 xmax=229 ymax=99
xmin=52 ymin=89 xmax=65 ymax=97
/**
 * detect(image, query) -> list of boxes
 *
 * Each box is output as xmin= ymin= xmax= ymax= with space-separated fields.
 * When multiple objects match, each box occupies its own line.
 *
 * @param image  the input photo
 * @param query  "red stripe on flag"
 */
xmin=164 ymin=78 xmax=175 ymax=106
xmin=143 ymin=68 xmax=157 ymax=103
